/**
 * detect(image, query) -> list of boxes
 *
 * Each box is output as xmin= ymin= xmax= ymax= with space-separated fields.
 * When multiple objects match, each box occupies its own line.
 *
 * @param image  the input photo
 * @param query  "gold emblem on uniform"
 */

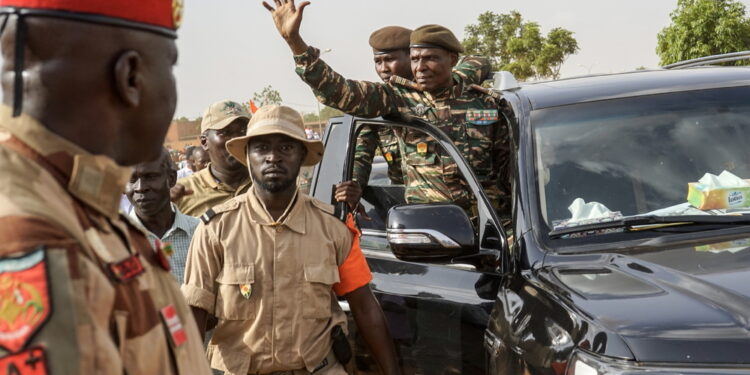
xmin=240 ymin=284 xmax=252 ymax=299
xmin=417 ymin=142 xmax=427 ymax=155
xmin=172 ymin=0 xmax=184 ymax=28
xmin=384 ymin=152 xmax=393 ymax=162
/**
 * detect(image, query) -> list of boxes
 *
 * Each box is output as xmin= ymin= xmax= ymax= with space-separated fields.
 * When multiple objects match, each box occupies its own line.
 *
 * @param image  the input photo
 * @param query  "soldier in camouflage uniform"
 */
xmin=267 ymin=1 xmax=510 ymax=216
xmin=342 ymin=26 xmax=493 ymax=209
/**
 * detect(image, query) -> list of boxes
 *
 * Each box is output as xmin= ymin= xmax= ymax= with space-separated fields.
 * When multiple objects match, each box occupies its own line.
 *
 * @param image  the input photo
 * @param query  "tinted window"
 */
xmin=533 ymin=86 xmax=750 ymax=230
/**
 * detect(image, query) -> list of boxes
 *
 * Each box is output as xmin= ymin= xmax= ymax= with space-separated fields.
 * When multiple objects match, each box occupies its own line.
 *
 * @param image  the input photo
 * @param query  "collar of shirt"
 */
xmin=128 ymin=203 xmax=193 ymax=240
xmin=247 ymin=186 xmax=306 ymax=234
xmin=0 ymin=105 xmax=131 ymax=219
xmin=197 ymin=163 xmax=251 ymax=193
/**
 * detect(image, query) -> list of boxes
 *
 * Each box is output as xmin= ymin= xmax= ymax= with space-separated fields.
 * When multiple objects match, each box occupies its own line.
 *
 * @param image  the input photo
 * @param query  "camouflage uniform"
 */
xmin=295 ymin=46 xmax=510 ymax=214
xmin=352 ymin=55 xmax=492 ymax=188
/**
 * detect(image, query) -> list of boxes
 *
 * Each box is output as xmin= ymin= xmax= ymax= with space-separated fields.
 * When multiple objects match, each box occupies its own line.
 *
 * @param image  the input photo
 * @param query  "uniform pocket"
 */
xmin=303 ymin=264 xmax=340 ymax=319
xmin=215 ymin=264 xmax=255 ymax=320
xmin=465 ymin=125 xmax=494 ymax=176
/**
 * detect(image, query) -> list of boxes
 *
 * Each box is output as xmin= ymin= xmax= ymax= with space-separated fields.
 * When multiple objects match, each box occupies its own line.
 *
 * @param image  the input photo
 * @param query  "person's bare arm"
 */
xmin=345 ymin=285 xmax=401 ymax=375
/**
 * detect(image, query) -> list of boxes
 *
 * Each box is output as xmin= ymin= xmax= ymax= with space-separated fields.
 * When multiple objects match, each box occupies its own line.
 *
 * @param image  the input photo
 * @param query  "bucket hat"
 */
xmin=225 ymin=105 xmax=324 ymax=167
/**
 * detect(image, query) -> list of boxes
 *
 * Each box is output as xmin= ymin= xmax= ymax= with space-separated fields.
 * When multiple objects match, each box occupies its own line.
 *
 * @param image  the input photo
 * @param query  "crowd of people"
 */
xmin=0 ymin=0 xmax=510 ymax=374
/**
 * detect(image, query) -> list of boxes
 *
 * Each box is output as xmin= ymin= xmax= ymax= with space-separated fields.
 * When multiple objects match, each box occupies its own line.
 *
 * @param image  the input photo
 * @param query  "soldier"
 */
xmin=267 ymin=1 xmax=510 ymax=217
xmin=0 ymin=1 xmax=212 ymax=374
xmin=175 ymin=100 xmax=253 ymax=217
xmin=336 ymin=25 xmax=494 ymax=210
xmin=183 ymin=105 xmax=400 ymax=375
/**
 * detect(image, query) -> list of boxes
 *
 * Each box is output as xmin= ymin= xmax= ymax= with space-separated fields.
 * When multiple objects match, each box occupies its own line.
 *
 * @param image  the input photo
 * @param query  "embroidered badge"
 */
xmin=160 ymin=305 xmax=187 ymax=347
xmin=412 ymin=104 xmax=429 ymax=117
xmin=417 ymin=142 xmax=428 ymax=155
xmin=239 ymin=284 xmax=252 ymax=299
xmin=0 ymin=249 xmax=51 ymax=353
xmin=384 ymin=152 xmax=393 ymax=162
xmin=153 ymin=240 xmax=171 ymax=272
xmin=466 ymin=109 xmax=499 ymax=126
xmin=0 ymin=347 xmax=48 ymax=375
xmin=108 ymin=254 xmax=145 ymax=283
xmin=161 ymin=242 xmax=174 ymax=257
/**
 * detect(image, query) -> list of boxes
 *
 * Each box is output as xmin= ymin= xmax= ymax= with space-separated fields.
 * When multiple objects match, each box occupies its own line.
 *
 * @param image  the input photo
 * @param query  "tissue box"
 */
xmin=687 ymin=181 xmax=750 ymax=209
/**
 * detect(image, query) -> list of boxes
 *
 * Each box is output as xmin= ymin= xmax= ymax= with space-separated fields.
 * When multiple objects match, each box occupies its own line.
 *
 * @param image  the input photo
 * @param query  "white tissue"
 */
xmin=698 ymin=170 xmax=750 ymax=187
xmin=568 ymin=198 xmax=615 ymax=220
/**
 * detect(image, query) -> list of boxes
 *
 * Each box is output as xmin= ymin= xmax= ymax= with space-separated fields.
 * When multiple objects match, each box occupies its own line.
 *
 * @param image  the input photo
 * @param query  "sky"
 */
xmin=173 ymin=0 xmax=750 ymax=118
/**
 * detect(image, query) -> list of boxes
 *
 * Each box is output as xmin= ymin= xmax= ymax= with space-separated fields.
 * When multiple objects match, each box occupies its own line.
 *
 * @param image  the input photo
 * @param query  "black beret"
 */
xmin=369 ymin=26 xmax=412 ymax=55
xmin=410 ymin=24 xmax=464 ymax=53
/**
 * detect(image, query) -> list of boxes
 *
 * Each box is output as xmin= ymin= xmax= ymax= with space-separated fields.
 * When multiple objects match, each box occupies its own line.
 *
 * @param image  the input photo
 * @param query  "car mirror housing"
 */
xmin=386 ymin=203 xmax=478 ymax=262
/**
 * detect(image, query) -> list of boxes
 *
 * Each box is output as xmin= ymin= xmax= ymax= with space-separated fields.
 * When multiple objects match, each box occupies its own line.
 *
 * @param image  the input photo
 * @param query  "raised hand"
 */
xmin=262 ymin=0 xmax=310 ymax=44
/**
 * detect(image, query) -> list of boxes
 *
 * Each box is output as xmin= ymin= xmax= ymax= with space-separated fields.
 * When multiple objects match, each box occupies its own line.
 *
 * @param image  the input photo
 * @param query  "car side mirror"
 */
xmin=386 ymin=203 xmax=478 ymax=262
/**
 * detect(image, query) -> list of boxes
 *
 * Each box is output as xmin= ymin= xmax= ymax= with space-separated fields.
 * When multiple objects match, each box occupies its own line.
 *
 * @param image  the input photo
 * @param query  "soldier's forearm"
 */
xmin=286 ymin=33 xmax=308 ymax=55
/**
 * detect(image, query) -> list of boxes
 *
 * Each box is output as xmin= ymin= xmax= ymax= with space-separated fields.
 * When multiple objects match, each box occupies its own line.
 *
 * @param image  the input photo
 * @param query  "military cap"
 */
xmin=410 ymin=24 xmax=464 ymax=53
xmin=201 ymin=100 xmax=251 ymax=133
xmin=369 ymin=26 xmax=412 ymax=55
xmin=0 ymin=0 xmax=183 ymax=37
xmin=0 ymin=0 xmax=183 ymax=116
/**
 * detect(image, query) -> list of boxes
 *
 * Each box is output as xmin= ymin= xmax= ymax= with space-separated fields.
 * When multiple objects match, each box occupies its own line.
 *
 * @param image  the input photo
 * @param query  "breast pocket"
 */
xmin=215 ymin=264 xmax=255 ymax=320
xmin=465 ymin=123 xmax=495 ymax=176
xmin=303 ymin=264 xmax=340 ymax=320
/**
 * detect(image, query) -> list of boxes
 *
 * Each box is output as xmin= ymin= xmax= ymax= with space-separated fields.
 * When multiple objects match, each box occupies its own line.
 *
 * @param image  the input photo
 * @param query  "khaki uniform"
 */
xmin=182 ymin=187 xmax=372 ymax=375
xmin=175 ymin=165 xmax=252 ymax=217
xmin=0 ymin=107 xmax=211 ymax=375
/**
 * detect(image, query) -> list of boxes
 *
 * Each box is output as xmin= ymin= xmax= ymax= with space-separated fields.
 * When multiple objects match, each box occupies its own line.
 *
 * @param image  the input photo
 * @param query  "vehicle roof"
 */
xmin=513 ymin=67 xmax=750 ymax=110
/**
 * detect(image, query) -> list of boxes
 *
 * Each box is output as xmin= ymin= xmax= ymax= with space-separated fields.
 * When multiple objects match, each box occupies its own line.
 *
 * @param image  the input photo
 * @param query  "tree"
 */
xmin=657 ymin=0 xmax=750 ymax=66
xmin=252 ymin=85 xmax=283 ymax=107
xmin=462 ymin=11 xmax=579 ymax=80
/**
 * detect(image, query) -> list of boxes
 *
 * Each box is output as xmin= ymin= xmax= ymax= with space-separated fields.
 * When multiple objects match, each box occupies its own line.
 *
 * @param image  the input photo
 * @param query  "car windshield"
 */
xmin=533 ymin=86 xmax=750 ymax=231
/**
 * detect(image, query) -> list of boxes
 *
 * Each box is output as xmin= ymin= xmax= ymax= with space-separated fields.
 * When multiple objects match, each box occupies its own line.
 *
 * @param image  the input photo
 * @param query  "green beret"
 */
xmin=410 ymin=24 xmax=464 ymax=54
xmin=369 ymin=26 xmax=412 ymax=55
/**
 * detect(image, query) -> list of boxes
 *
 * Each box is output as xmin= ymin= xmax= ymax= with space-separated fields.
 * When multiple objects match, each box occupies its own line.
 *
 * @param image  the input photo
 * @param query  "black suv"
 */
xmin=308 ymin=52 xmax=750 ymax=375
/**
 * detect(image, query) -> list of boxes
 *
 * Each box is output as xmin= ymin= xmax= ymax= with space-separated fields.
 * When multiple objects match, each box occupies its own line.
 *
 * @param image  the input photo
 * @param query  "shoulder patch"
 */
xmin=310 ymin=198 xmax=335 ymax=216
xmin=389 ymin=75 xmax=422 ymax=91
xmin=200 ymin=197 xmax=243 ymax=224
xmin=0 ymin=248 xmax=52 ymax=353
xmin=468 ymin=83 xmax=502 ymax=100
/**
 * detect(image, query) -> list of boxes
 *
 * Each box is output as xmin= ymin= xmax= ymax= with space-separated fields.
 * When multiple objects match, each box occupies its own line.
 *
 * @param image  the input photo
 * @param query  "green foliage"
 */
xmin=252 ymin=85 xmax=283 ymax=107
xmin=462 ymin=11 xmax=579 ymax=80
xmin=657 ymin=0 xmax=750 ymax=66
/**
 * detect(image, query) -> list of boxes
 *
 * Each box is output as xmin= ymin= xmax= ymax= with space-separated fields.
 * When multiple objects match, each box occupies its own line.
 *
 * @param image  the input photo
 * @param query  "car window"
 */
xmin=533 ymin=86 xmax=750 ymax=231
xmin=352 ymin=123 xmax=478 ymax=232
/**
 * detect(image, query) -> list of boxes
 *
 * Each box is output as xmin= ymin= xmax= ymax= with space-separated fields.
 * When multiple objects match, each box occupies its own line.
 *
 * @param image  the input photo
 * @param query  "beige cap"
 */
xmin=225 ymin=105 xmax=324 ymax=167
xmin=200 ymin=100 xmax=251 ymax=133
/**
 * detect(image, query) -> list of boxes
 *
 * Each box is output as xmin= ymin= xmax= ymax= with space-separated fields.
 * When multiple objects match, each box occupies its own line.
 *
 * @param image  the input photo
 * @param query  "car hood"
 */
xmin=541 ymin=235 xmax=750 ymax=364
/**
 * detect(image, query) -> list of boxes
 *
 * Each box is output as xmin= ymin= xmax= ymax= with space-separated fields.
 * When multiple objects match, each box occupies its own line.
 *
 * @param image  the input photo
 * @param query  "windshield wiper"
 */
xmin=548 ymin=214 xmax=750 ymax=239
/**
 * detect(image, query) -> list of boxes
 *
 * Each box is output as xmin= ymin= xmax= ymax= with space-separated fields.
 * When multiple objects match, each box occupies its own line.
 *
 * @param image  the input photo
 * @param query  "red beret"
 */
xmin=0 ymin=0 xmax=182 ymax=37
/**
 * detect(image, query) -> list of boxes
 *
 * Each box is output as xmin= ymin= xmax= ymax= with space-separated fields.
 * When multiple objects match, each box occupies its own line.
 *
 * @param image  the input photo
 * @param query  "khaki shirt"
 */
xmin=182 ymin=187 xmax=372 ymax=374
xmin=175 ymin=165 xmax=251 ymax=217
xmin=0 ymin=107 xmax=211 ymax=375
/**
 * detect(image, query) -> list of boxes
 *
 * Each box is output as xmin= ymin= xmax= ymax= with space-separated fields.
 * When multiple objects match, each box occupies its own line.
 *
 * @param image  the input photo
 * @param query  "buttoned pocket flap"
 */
xmin=303 ymin=264 xmax=340 ymax=285
xmin=216 ymin=264 xmax=254 ymax=284
xmin=405 ymin=152 xmax=437 ymax=166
